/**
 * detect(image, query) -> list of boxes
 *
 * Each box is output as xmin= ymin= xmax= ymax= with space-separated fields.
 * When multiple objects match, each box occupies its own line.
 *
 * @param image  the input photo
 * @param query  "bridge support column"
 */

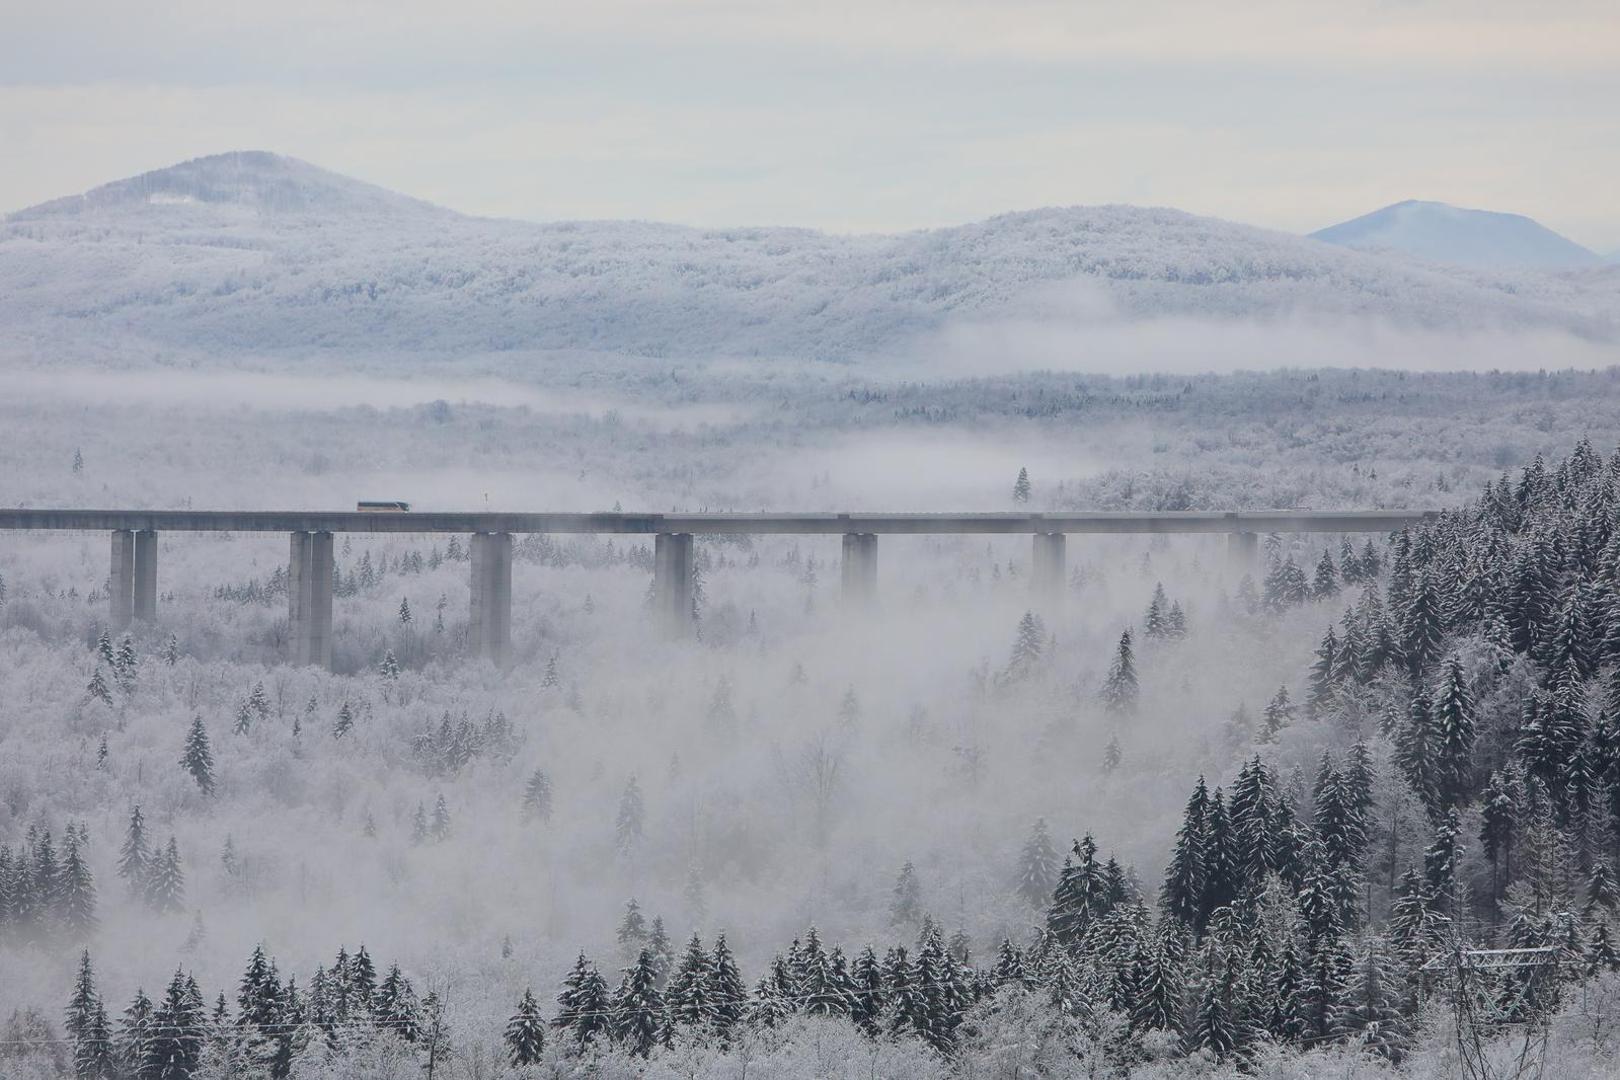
xmin=654 ymin=532 xmax=694 ymax=639
xmin=288 ymin=531 xmax=334 ymax=668
xmin=133 ymin=529 xmax=158 ymax=621
xmin=1031 ymin=532 xmax=1066 ymax=606
xmin=308 ymin=531 xmax=334 ymax=670
xmin=289 ymin=532 xmax=312 ymax=666
xmin=109 ymin=530 xmax=135 ymax=631
xmin=470 ymin=532 xmax=513 ymax=664
xmin=841 ymin=533 xmax=877 ymax=609
xmin=1228 ymin=531 xmax=1258 ymax=574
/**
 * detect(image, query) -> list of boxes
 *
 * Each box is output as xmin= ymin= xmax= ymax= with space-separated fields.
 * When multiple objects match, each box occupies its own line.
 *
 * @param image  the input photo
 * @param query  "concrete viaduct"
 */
xmin=0 ymin=509 xmax=1436 ymax=669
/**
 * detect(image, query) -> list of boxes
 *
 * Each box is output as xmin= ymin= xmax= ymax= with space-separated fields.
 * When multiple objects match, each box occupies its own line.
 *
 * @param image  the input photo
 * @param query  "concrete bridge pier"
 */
xmin=1031 ymin=532 xmax=1066 ymax=606
xmin=470 ymin=532 xmax=513 ymax=665
xmin=109 ymin=529 xmax=135 ymax=630
xmin=654 ymin=532 xmax=694 ymax=638
xmin=133 ymin=529 xmax=158 ymax=621
xmin=288 ymin=531 xmax=334 ymax=668
xmin=841 ymin=533 xmax=878 ymax=608
xmin=1228 ymin=531 xmax=1259 ymax=574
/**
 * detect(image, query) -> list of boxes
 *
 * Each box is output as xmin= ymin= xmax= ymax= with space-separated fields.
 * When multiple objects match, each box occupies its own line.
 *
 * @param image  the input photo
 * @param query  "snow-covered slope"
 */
xmin=3 ymin=154 xmax=1617 ymax=363
xmin=1311 ymin=200 xmax=1603 ymax=271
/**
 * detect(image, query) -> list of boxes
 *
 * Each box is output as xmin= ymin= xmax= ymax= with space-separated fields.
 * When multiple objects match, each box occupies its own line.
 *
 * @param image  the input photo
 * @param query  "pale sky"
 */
xmin=3 ymin=0 xmax=1618 ymax=249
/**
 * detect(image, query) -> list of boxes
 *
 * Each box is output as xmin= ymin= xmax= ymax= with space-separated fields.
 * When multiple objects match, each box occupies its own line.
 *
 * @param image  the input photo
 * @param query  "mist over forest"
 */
xmin=6 ymin=343 xmax=1620 ymax=1079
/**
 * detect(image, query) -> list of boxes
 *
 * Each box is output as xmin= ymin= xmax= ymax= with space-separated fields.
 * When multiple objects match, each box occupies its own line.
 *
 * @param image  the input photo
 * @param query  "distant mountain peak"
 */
xmin=1311 ymin=199 xmax=1602 ymax=270
xmin=7 ymin=151 xmax=449 ymax=221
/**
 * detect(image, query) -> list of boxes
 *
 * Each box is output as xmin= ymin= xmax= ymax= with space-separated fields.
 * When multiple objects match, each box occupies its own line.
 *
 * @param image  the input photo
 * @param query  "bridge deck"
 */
xmin=0 ymin=509 xmax=1438 ymax=535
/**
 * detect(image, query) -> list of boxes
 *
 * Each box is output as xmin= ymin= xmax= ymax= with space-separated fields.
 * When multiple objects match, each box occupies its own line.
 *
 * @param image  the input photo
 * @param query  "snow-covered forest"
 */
xmin=6 ymin=356 xmax=1620 ymax=1078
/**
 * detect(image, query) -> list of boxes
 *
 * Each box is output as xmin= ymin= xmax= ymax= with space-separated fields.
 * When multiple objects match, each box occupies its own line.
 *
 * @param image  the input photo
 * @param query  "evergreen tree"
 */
xmin=430 ymin=794 xmax=452 ymax=841
xmin=87 ymin=667 xmax=114 ymax=706
xmin=1479 ymin=769 xmax=1518 ymax=901
xmin=146 ymin=968 xmax=205 ymax=1080
xmin=557 ymin=952 xmax=612 ymax=1049
xmin=615 ymin=775 xmax=645 ymax=854
xmin=1130 ymin=937 xmax=1182 ymax=1036
xmin=1432 ymin=655 xmax=1477 ymax=807
xmin=1012 ymin=467 xmax=1031 ymax=503
xmin=1101 ymin=630 xmax=1139 ymax=715
xmin=1145 ymin=584 xmax=1169 ymax=639
xmin=612 ymin=949 xmax=665 ymax=1056
xmin=1102 ymin=734 xmax=1123 ymax=773
xmin=883 ymin=946 xmax=931 ymax=1039
xmin=1589 ymin=922 xmax=1620 ymax=974
xmin=666 ymin=934 xmax=716 ymax=1031
xmin=504 ymin=989 xmax=546 ymax=1066
xmin=1016 ymin=818 xmax=1060 ymax=906
xmin=647 ymin=917 xmax=674 ymax=987
xmin=1307 ymin=626 xmax=1339 ymax=718
xmin=1167 ymin=601 xmax=1188 ymax=638
xmin=522 ymin=769 xmax=553 ymax=823
xmin=1586 ymin=861 xmax=1620 ymax=921
xmin=118 ymin=807 xmax=150 ymax=897
xmin=1423 ymin=810 xmax=1463 ymax=914
xmin=145 ymin=838 xmax=185 ymax=914
xmin=1048 ymin=835 xmax=1110 ymax=945
xmin=1313 ymin=548 xmax=1340 ymax=599
xmin=180 ymin=717 xmax=215 ymax=796
xmin=60 ymin=828 xmax=98 ymax=938
xmin=1161 ymin=776 xmax=1209 ymax=927
xmin=67 ymin=951 xmax=117 ymax=1080
xmin=374 ymin=964 xmax=421 ymax=1043
xmin=118 ymin=988 xmax=156 ymax=1080
xmin=850 ymin=945 xmax=887 ymax=1034
xmin=1330 ymin=943 xmax=1407 ymax=1061
xmin=616 ymin=899 xmax=648 ymax=955
xmin=1193 ymin=952 xmax=1245 ymax=1058
xmin=1260 ymin=686 xmax=1295 ymax=743
xmin=1006 ymin=611 xmax=1045 ymax=676
xmin=1402 ymin=572 xmax=1446 ymax=676
xmin=707 ymin=933 xmax=747 ymax=1040
xmin=891 ymin=861 xmax=922 ymax=926
xmin=1396 ymin=692 xmax=1440 ymax=812
xmin=331 ymin=702 xmax=353 ymax=739
xmin=115 ymin=635 xmax=137 ymax=689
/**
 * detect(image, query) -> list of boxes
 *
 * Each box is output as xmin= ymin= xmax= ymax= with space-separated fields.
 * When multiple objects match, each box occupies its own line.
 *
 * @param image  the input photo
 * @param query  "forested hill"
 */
xmin=3 ymin=151 xmax=1617 ymax=363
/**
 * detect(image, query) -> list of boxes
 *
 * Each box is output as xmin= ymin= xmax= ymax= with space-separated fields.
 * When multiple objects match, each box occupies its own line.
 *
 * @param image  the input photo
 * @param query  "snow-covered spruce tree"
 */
xmin=521 ymin=768 xmax=553 ymax=823
xmin=59 ymin=827 xmax=98 ymax=938
xmin=503 ymin=988 xmax=545 ymax=1066
xmin=890 ymin=861 xmax=922 ymax=926
xmin=1100 ymin=629 xmax=1138 ymax=715
xmin=145 ymin=837 xmax=185 ymax=914
xmin=118 ymin=805 xmax=151 ymax=898
xmin=665 ymin=933 xmax=716 ymax=1032
xmin=611 ymin=948 xmax=665 ymax=1057
xmin=615 ymin=774 xmax=645 ymax=854
xmin=180 ymin=715 xmax=215 ymax=796
xmin=1016 ymin=818 xmax=1060 ymax=907
xmin=707 ymin=933 xmax=747 ymax=1041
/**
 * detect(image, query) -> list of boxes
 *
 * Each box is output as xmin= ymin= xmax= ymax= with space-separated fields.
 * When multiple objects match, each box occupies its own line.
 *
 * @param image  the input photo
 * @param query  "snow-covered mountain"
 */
xmin=1311 ymin=200 xmax=1603 ymax=271
xmin=3 ymin=153 xmax=1617 ymax=363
